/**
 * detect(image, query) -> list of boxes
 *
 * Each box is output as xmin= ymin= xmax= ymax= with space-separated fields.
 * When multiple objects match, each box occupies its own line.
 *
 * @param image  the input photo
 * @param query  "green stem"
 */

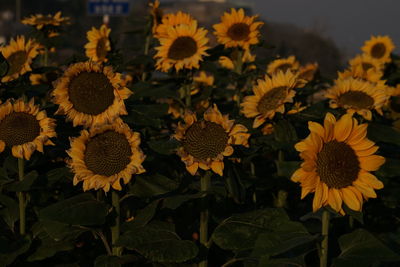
xmin=96 ymin=230 xmax=112 ymax=256
xmin=141 ymin=34 xmax=152 ymax=81
xmin=199 ymin=171 xmax=211 ymax=267
xmin=111 ymin=191 xmax=121 ymax=256
xmin=185 ymin=83 xmax=191 ymax=108
xmin=320 ymin=210 xmax=330 ymax=267
xmin=18 ymin=158 xmax=25 ymax=235
xmin=43 ymin=47 xmax=49 ymax=67
xmin=234 ymin=49 xmax=243 ymax=108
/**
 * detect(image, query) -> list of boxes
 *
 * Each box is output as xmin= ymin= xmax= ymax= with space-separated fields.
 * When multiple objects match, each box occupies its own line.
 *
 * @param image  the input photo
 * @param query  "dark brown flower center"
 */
xmin=68 ymin=71 xmax=115 ymax=115
xmin=183 ymin=121 xmax=228 ymax=161
xmin=0 ymin=112 xmax=40 ymax=147
xmin=167 ymin=36 xmax=198 ymax=60
xmin=84 ymin=131 xmax=132 ymax=176
xmin=390 ymin=96 xmax=400 ymax=113
xmin=316 ymin=141 xmax=360 ymax=188
xmin=361 ymin=62 xmax=374 ymax=71
xmin=96 ymin=38 xmax=108 ymax=60
xmin=275 ymin=63 xmax=292 ymax=73
xmin=227 ymin=23 xmax=250 ymax=41
xmin=370 ymin=43 xmax=386 ymax=59
xmin=338 ymin=91 xmax=374 ymax=109
xmin=6 ymin=51 xmax=27 ymax=76
xmin=257 ymin=86 xmax=287 ymax=114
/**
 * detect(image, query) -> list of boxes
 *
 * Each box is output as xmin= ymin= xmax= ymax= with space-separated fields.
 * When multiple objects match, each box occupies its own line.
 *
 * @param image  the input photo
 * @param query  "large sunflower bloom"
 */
xmin=0 ymin=36 xmax=40 ymax=82
xmin=154 ymin=22 xmax=209 ymax=72
xmin=325 ymin=77 xmax=387 ymax=120
xmin=173 ymin=104 xmax=250 ymax=176
xmin=213 ymin=8 xmax=263 ymax=50
xmin=241 ymin=70 xmax=302 ymax=128
xmin=361 ymin=35 xmax=395 ymax=63
xmin=52 ymin=62 xmax=132 ymax=128
xmin=0 ymin=98 xmax=56 ymax=160
xmin=292 ymin=113 xmax=385 ymax=214
xmin=84 ymin=24 xmax=111 ymax=63
xmin=267 ymin=56 xmax=300 ymax=75
xmin=21 ymin=11 xmax=69 ymax=30
xmin=68 ymin=120 xmax=145 ymax=192
xmin=155 ymin=11 xmax=195 ymax=38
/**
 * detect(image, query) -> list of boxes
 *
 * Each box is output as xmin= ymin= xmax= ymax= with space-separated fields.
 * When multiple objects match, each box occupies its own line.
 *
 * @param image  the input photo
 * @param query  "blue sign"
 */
xmin=87 ymin=0 xmax=131 ymax=16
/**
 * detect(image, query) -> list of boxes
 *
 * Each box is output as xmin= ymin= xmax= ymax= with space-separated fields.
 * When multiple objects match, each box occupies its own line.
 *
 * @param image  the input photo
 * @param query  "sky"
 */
xmin=252 ymin=0 xmax=400 ymax=58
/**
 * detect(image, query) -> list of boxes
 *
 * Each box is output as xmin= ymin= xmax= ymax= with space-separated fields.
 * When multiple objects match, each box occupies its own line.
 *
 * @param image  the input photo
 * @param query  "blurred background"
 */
xmin=1 ymin=0 xmax=399 ymax=77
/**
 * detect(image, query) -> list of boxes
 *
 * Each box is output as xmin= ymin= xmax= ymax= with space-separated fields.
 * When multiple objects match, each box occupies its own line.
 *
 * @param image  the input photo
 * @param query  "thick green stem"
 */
xmin=141 ymin=34 xmax=152 ymax=81
xmin=111 ymin=191 xmax=121 ymax=256
xmin=43 ymin=47 xmax=49 ymax=67
xmin=199 ymin=172 xmax=211 ymax=267
xmin=18 ymin=158 xmax=25 ymax=235
xmin=185 ymin=83 xmax=191 ymax=108
xmin=320 ymin=210 xmax=330 ymax=267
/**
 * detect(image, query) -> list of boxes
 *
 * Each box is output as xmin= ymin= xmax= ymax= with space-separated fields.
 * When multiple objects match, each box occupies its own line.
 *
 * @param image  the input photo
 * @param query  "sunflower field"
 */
xmin=1 ymin=2 xmax=400 ymax=267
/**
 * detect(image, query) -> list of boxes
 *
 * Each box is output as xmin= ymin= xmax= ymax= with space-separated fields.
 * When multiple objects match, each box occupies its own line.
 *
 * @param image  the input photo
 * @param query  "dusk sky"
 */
xmin=252 ymin=0 xmax=400 ymax=58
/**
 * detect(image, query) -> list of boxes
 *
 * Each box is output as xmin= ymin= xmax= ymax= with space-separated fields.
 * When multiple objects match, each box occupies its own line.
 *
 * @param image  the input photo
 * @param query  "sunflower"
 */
xmin=192 ymin=71 xmax=214 ymax=95
xmin=173 ymin=104 xmax=250 ymax=176
xmin=52 ymin=61 xmax=132 ymax=128
xmin=67 ymin=120 xmax=145 ymax=192
xmin=298 ymin=63 xmax=318 ymax=82
xmin=213 ymin=8 xmax=263 ymax=50
xmin=149 ymin=0 xmax=163 ymax=34
xmin=21 ymin=11 xmax=69 ymax=30
xmin=0 ymin=36 xmax=40 ymax=82
xmin=155 ymin=11 xmax=195 ymax=38
xmin=154 ymin=22 xmax=209 ymax=72
xmin=361 ymin=35 xmax=395 ymax=63
xmin=84 ymin=24 xmax=111 ymax=63
xmin=325 ymin=77 xmax=387 ymax=120
xmin=0 ymin=98 xmax=56 ymax=160
xmin=267 ymin=56 xmax=300 ymax=75
xmin=241 ymin=70 xmax=302 ymax=128
xmin=292 ymin=112 xmax=385 ymax=214
xmin=338 ymin=54 xmax=385 ymax=83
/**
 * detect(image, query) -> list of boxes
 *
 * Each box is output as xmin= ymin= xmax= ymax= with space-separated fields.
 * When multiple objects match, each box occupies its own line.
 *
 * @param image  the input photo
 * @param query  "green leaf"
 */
xmin=162 ymin=193 xmax=203 ymax=210
xmin=5 ymin=171 xmax=38 ymax=192
xmin=251 ymin=231 xmax=316 ymax=257
xmin=368 ymin=123 xmax=400 ymax=145
xmin=375 ymin=158 xmax=400 ymax=178
xmin=274 ymin=120 xmax=298 ymax=143
xmin=27 ymin=235 xmax=74 ymax=262
xmin=0 ymin=236 xmax=31 ymax=267
xmin=275 ymin=161 xmax=300 ymax=178
xmin=257 ymin=255 xmax=306 ymax=267
xmin=130 ymin=174 xmax=179 ymax=198
xmin=131 ymin=82 xmax=178 ymax=100
xmin=0 ymin=168 xmax=11 ymax=186
xmin=0 ymin=194 xmax=19 ymax=230
xmin=40 ymin=220 xmax=86 ymax=241
xmin=125 ymin=104 xmax=169 ymax=127
xmin=124 ymin=200 xmax=160 ymax=230
xmin=94 ymin=255 xmax=121 ymax=267
xmin=148 ymin=138 xmax=180 ymax=155
xmin=117 ymin=225 xmax=198 ymax=263
xmin=332 ymin=229 xmax=400 ymax=267
xmin=212 ymin=208 xmax=309 ymax=252
xmin=46 ymin=167 xmax=73 ymax=186
xmin=39 ymin=193 xmax=109 ymax=226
